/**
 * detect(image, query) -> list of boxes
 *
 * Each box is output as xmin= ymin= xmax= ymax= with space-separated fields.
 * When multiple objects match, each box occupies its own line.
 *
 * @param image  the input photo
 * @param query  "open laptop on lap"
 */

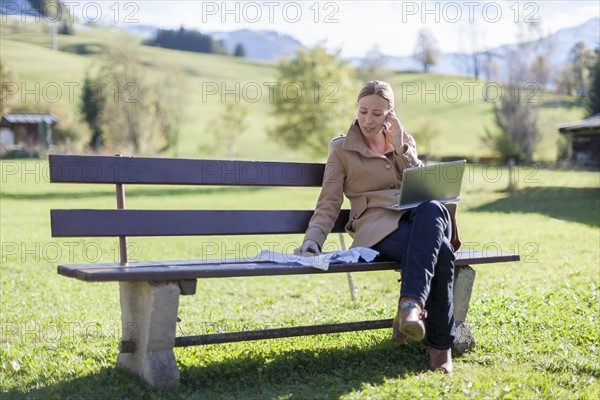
xmin=392 ymin=160 xmax=467 ymax=210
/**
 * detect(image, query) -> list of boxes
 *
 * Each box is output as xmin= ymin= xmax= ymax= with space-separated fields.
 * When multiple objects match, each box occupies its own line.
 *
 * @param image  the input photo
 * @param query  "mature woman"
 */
xmin=297 ymin=80 xmax=461 ymax=374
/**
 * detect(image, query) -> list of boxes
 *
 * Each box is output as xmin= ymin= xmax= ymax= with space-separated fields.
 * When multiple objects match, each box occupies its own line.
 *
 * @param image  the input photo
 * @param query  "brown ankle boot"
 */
xmin=392 ymin=298 xmax=426 ymax=342
xmin=426 ymin=346 xmax=453 ymax=374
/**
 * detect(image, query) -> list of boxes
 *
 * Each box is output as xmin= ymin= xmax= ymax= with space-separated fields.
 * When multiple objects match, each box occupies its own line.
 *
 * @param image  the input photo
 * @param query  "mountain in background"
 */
xmin=113 ymin=25 xmax=304 ymax=61
xmin=357 ymin=17 xmax=599 ymax=79
xmin=123 ymin=17 xmax=598 ymax=79
xmin=2 ymin=1 xmax=597 ymax=77
xmin=210 ymin=29 xmax=304 ymax=61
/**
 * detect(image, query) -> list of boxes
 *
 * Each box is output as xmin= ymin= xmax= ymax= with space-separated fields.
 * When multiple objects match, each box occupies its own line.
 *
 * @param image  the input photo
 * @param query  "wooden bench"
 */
xmin=49 ymin=154 xmax=520 ymax=390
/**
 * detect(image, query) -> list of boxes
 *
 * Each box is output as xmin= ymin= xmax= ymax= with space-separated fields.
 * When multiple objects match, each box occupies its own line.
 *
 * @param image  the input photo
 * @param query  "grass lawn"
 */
xmin=0 ymin=159 xmax=598 ymax=399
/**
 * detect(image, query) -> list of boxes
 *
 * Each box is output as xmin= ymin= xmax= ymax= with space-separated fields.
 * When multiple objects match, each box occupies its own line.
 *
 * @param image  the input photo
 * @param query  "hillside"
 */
xmin=0 ymin=19 xmax=586 ymax=161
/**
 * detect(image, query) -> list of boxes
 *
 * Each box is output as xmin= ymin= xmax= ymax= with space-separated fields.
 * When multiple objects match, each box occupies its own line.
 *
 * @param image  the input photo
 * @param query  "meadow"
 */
xmin=0 ymin=159 xmax=598 ymax=399
xmin=1 ymin=18 xmax=599 ymax=400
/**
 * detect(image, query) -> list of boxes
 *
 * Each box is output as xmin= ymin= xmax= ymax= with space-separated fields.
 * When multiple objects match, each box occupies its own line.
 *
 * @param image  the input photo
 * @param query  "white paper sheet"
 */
xmin=255 ymin=248 xmax=379 ymax=271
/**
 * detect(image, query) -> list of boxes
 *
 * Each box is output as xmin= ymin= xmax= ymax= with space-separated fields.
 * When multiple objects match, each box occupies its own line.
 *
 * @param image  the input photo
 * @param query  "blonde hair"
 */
xmin=357 ymin=80 xmax=395 ymax=110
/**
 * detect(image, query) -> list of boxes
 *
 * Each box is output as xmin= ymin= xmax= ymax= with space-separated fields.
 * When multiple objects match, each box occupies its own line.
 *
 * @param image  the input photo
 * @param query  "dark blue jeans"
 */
xmin=372 ymin=200 xmax=456 ymax=350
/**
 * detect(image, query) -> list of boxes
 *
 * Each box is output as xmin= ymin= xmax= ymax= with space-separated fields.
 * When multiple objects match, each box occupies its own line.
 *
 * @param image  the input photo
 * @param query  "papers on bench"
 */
xmin=256 ymin=248 xmax=379 ymax=271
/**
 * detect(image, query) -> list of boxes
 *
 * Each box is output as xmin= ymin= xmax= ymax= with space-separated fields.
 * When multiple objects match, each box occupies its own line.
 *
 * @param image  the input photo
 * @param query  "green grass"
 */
xmin=1 ymin=160 xmax=599 ymax=399
xmin=1 ymin=20 xmax=587 ymax=162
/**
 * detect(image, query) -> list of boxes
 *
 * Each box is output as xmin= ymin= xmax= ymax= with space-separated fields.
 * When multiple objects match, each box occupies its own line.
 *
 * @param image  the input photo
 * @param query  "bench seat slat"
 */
xmin=51 ymin=209 xmax=350 ymax=237
xmin=57 ymin=250 xmax=520 ymax=282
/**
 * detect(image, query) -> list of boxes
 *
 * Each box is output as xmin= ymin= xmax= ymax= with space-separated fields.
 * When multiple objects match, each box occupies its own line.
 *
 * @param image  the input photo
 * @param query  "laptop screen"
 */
xmin=397 ymin=160 xmax=466 ymax=210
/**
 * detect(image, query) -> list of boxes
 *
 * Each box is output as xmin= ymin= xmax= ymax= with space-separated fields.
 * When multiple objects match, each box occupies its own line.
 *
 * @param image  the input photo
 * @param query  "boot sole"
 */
xmin=400 ymin=321 xmax=425 ymax=341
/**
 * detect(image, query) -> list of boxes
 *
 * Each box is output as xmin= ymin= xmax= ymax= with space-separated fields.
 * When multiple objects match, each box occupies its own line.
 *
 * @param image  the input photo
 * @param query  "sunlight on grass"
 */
xmin=1 ymin=160 xmax=598 ymax=398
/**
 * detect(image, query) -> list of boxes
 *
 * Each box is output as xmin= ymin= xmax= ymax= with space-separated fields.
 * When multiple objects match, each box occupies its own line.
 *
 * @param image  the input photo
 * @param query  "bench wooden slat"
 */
xmin=50 ymin=209 xmax=350 ymax=237
xmin=49 ymin=155 xmax=326 ymax=186
xmin=57 ymin=250 xmax=520 ymax=282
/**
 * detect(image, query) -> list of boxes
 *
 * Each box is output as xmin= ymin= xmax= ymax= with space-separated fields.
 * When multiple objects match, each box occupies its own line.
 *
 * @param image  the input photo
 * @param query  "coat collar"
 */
xmin=341 ymin=120 xmax=365 ymax=152
xmin=342 ymin=119 xmax=394 ymax=156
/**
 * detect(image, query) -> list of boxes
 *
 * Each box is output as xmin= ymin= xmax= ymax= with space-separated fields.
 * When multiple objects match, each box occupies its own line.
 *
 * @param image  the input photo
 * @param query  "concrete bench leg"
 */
xmin=453 ymin=265 xmax=476 ymax=354
xmin=117 ymin=281 xmax=181 ymax=390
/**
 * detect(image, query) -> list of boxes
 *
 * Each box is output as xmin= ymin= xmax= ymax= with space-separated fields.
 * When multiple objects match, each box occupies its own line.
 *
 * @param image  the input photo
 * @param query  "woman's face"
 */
xmin=357 ymin=94 xmax=390 ymax=140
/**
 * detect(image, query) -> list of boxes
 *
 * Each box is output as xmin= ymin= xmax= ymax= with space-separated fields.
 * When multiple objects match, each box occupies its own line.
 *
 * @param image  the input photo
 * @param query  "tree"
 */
xmin=269 ymin=46 xmax=358 ymax=158
xmin=81 ymin=39 xmax=185 ymax=154
xmin=99 ymin=41 xmax=146 ymax=152
xmin=481 ymin=50 xmax=501 ymax=101
xmin=530 ymin=55 xmax=550 ymax=90
xmin=585 ymin=56 xmax=600 ymax=117
xmin=357 ymin=45 xmax=393 ymax=83
xmin=0 ymin=60 xmax=16 ymax=115
xmin=149 ymin=64 xmax=185 ymax=155
xmin=457 ymin=21 xmax=486 ymax=79
xmin=59 ymin=21 xmax=73 ymax=35
xmin=80 ymin=72 xmax=106 ymax=151
xmin=233 ymin=43 xmax=246 ymax=58
xmin=481 ymin=50 xmax=500 ymax=82
xmin=27 ymin=0 xmax=69 ymax=20
xmin=200 ymin=103 xmax=249 ymax=158
xmin=413 ymin=29 xmax=440 ymax=73
xmin=483 ymin=87 xmax=539 ymax=163
xmin=27 ymin=0 xmax=49 ymax=16
xmin=568 ymin=42 xmax=597 ymax=97
xmin=145 ymin=27 xmax=228 ymax=55
xmin=483 ymin=21 xmax=549 ymax=162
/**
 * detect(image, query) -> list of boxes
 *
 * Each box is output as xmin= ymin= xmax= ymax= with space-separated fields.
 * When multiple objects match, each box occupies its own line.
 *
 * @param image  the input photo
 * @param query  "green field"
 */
xmin=1 ymin=18 xmax=599 ymax=400
xmin=0 ymin=159 xmax=599 ymax=399
xmin=0 ymin=20 xmax=587 ymax=161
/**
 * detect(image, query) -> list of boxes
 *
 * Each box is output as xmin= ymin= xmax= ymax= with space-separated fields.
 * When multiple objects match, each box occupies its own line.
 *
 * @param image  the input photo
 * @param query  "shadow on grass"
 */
xmin=2 ymin=340 xmax=428 ymax=400
xmin=179 ymin=340 xmax=426 ymax=398
xmin=0 ymin=186 xmax=268 ymax=201
xmin=471 ymin=186 xmax=600 ymax=227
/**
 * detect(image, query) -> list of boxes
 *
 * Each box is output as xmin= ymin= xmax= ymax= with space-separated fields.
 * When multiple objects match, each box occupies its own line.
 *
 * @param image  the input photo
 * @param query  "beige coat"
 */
xmin=303 ymin=120 xmax=462 ymax=251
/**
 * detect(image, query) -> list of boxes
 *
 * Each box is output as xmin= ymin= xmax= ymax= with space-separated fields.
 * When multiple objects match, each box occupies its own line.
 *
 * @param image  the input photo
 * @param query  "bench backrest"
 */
xmin=49 ymin=154 xmax=349 ymax=239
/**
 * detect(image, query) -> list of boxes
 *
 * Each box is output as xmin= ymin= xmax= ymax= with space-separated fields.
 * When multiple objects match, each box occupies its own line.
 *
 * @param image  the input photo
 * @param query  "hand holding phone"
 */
xmin=384 ymin=110 xmax=407 ymax=149
xmin=383 ymin=119 xmax=392 ymax=132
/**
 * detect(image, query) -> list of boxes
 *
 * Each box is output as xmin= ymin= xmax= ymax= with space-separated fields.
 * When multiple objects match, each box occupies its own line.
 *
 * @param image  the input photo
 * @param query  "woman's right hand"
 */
xmin=384 ymin=110 xmax=410 ymax=151
xmin=296 ymin=239 xmax=320 ymax=256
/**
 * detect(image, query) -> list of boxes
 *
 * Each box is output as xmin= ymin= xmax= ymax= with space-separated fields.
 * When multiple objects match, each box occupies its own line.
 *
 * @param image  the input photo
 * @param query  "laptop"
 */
xmin=392 ymin=160 xmax=467 ymax=210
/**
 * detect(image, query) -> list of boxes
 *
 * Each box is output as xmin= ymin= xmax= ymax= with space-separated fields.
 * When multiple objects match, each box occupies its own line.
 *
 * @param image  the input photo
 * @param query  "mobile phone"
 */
xmin=383 ymin=114 xmax=391 ymax=131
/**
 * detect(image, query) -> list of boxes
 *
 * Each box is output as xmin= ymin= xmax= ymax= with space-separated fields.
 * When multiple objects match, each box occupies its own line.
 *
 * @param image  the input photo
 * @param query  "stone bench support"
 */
xmin=117 ymin=281 xmax=181 ymax=390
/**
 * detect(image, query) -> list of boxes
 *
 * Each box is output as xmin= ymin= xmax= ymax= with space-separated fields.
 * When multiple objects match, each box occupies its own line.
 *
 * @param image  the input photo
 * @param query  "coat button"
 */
xmin=353 ymin=215 xmax=358 ymax=220
xmin=385 ymin=164 xmax=392 ymax=170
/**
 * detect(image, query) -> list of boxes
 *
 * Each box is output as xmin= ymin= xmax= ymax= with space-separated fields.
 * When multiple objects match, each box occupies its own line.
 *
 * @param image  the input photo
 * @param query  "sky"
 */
xmin=61 ymin=1 xmax=600 ymax=57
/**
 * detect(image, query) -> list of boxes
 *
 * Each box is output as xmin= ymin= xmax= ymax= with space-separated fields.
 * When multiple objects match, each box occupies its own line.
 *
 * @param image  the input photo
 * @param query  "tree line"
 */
xmin=144 ymin=27 xmax=247 ymax=58
xmin=144 ymin=27 xmax=228 ymax=55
